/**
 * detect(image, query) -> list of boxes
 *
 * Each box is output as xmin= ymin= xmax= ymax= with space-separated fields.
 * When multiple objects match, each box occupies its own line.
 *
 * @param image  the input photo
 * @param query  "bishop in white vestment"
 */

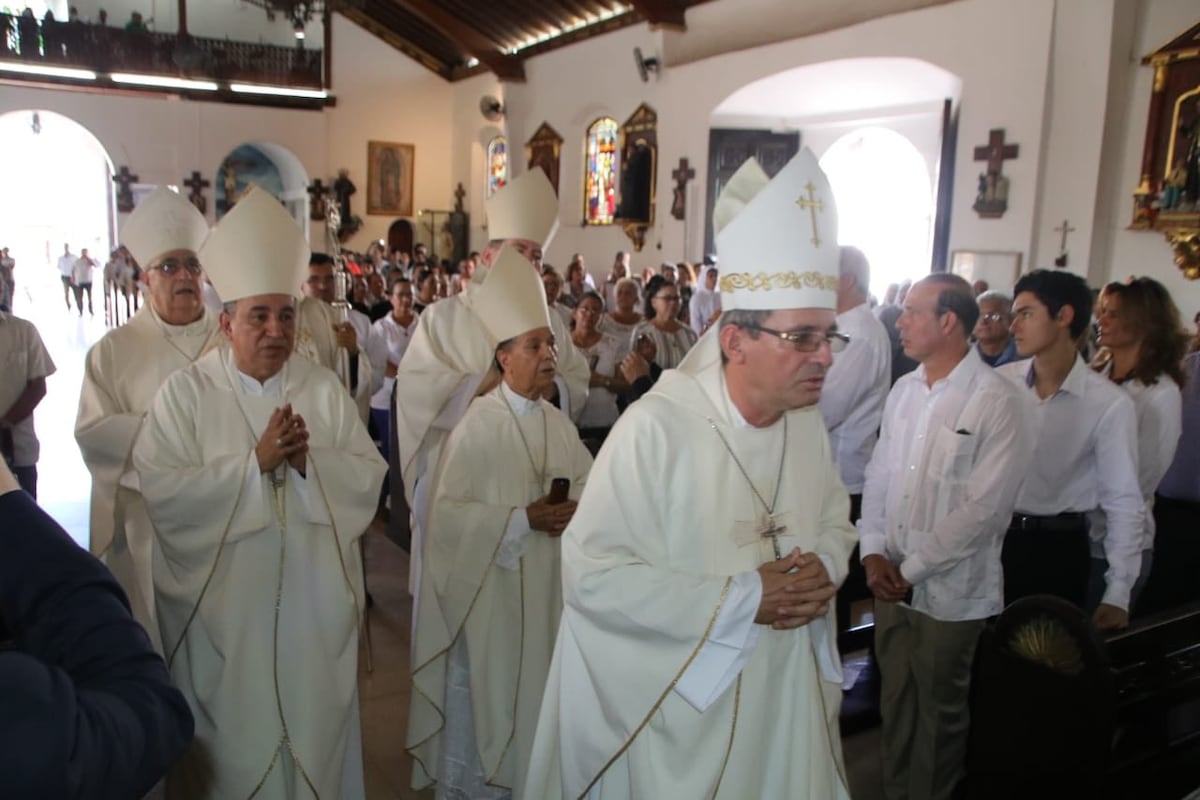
xmin=407 ymin=247 xmax=593 ymax=799
xmin=132 ymin=189 xmax=386 ymax=799
xmin=76 ymin=186 xmax=220 ymax=647
xmin=525 ymin=151 xmax=858 ymax=799
xmin=393 ymin=171 xmax=589 ymax=537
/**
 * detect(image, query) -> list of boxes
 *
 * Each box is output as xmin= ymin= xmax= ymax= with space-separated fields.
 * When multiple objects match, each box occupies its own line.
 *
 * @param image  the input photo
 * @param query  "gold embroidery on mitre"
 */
xmin=719 ymin=271 xmax=839 ymax=293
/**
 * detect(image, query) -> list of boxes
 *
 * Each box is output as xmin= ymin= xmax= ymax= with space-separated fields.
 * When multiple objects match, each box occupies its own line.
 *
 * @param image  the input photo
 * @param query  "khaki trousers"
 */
xmin=874 ymin=601 xmax=985 ymax=800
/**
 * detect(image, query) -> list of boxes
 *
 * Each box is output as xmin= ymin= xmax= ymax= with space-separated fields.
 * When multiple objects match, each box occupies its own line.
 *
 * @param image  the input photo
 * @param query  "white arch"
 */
xmin=0 ymin=108 xmax=116 ymax=260
xmin=217 ymin=140 xmax=311 ymax=236
xmin=820 ymin=127 xmax=934 ymax=298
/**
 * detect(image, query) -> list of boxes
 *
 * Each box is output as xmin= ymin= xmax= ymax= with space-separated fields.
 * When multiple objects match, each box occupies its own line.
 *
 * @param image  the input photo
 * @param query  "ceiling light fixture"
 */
xmin=230 ymin=83 xmax=328 ymax=99
xmin=0 ymin=62 xmax=97 ymax=80
xmin=111 ymin=73 xmax=219 ymax=90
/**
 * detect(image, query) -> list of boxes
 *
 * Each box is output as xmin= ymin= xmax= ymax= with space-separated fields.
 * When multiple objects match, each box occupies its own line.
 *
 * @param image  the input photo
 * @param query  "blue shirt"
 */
xmin=976 ymin=337 xmax=1024 ymax=368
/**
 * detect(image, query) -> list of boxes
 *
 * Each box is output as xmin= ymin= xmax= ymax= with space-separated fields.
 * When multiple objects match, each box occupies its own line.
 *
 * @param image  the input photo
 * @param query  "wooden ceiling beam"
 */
xmin=627 ymin=0 xmax=687 ymax=30
xmin=387 ymin=0 xmax=526 ymax=81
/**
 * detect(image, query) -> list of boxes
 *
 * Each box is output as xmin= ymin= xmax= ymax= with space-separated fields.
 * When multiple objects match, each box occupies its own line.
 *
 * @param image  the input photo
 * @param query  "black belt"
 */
xmin=1009 ymin=512 xmax=1088 ymax=533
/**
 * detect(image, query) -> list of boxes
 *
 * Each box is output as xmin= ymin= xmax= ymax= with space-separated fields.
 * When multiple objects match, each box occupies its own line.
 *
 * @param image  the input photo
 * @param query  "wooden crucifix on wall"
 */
xmin=183 ymin=170 xmax=210 ymax=215
xmin=972 ymin=129 xmax=1019 ymax=219
xmin=671 ymin=157 xmax=695 ymax=221
xmin=113 ymin=166 xmax=139 ymax=213
xmin=307 ymin=178 xmax=329 ymax=221
xmin=1053 ymin=218 xmax=1076 ymax=267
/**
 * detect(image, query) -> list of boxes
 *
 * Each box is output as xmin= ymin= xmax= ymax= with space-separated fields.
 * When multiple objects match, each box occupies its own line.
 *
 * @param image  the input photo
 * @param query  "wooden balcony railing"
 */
xmin=0 ymin=14 xmax=323 ymax=90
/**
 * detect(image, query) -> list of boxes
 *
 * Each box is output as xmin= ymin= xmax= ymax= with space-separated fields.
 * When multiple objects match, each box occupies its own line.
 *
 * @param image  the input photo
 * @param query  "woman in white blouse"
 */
xmin=598 ymin=277 xmax=643 ymax=355
xmin=630 ymin=278 xmax=697 ymax=370
xmin=570 ymin=291 xmax=627 ymax=446
xmin=1090 ymin=277 xmax=1187 ymax=609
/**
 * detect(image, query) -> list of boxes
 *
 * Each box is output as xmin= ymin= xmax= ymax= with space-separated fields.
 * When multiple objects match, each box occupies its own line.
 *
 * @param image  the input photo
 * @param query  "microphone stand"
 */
xmin=326 ymin=200 xmax=375 ymax=674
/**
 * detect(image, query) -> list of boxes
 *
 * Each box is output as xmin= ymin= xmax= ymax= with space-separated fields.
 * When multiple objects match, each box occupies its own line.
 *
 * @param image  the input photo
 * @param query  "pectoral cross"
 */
xmin=795 ymin=182 xmax=824 ymax=247
xmin=759 ymin=514 xmax=787 ymax=560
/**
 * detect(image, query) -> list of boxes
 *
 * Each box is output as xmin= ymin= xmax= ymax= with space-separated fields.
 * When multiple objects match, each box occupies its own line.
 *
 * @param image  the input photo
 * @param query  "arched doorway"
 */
xmin=0 ymin=108 xmax=115 ymax=547
xmin=388 ymin=219 xmax=415 ymax=258
xmin=214 ymin=140 xmax=310 ymax=237
xmin=707 ymin=56 xmax=961 ymax=283
xmin=820 ymin=127 xmax=935 ymax=299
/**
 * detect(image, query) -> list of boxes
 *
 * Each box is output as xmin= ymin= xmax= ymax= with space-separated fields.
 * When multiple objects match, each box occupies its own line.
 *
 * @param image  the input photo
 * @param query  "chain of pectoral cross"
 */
xmin=707 ymin=416 xmax=789 ymax=559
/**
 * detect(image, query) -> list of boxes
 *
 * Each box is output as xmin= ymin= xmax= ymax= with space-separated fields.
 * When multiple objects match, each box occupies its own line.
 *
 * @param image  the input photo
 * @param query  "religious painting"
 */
xmin=526 ymin=122 xmax=563 ymax=196
xmin=366 ymin=141 xmax=414 ymax=217
xmin=214 ymin=144 xmax=285 ymax=218
xmin=1131 ymin=19 xmax=1200 ymax=279
xmin=950 ymin=250 xmax=1022 ymax=294
xmin=584 ymin=117 xmax=619 ymax=225
xmin=487 ymin=136 xmax=508 ymax=199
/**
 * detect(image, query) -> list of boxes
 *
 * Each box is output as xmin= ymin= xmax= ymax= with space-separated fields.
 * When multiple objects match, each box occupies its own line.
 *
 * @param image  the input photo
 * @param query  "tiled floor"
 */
xmin=17 ymin=271 xmax=884 ymax=799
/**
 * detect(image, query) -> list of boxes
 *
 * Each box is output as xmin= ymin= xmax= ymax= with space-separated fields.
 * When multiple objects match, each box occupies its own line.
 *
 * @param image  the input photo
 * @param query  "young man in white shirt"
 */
xmin=998 ymin=269 xmax=1143 ymax=631
xmin=71 ymin=247 xmax=97 ymax=317
xmin=57 ymin=243 xmax=77 ymax=311
xmin=859 ymin=273 xmax=1032 ymax=800
xmin=0 ymin=310 xmax=57 ymax=497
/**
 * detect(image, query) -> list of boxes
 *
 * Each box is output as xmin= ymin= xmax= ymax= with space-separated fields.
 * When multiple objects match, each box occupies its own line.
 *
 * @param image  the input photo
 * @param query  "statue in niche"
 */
xmin=333 ymin=168 xmax=356 ymax=224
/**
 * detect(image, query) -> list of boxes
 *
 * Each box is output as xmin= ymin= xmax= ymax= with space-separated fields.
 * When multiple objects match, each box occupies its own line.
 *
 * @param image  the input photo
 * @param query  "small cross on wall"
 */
xmin=183 ymin=170 xmax=211 ymax=214
xmin=670 ymin=158 xmax=696 ymax=221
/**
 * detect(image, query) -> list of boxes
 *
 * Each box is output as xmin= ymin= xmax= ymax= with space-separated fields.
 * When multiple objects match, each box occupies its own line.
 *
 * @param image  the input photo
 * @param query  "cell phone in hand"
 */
xmin=548 ymin=477 xmax=570 ymax=505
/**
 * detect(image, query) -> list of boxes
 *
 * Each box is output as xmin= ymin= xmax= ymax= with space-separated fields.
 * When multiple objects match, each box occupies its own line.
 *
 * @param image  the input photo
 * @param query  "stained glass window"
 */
xmin=487 ymin=136 xmax=508 ymax=198
xmin=584 ymin=118 xmax=619 ymax=225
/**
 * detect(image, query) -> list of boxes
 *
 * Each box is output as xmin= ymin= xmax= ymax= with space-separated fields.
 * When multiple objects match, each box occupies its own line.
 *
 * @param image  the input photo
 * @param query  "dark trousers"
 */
xmin=13 ymin=465 xmax=37 ymax=499
xmin=61 ymin=275 xmax=73 ymax=309
xmin=837 ymin=494 xmax=867 ymax=633
xmin=72 ymin=282 xmax=93 ymax=315
xmin=1001 ymin=519 xmax=1090 ymax=609
xmin=1136 ymin=495 xmax=1200 ymax=617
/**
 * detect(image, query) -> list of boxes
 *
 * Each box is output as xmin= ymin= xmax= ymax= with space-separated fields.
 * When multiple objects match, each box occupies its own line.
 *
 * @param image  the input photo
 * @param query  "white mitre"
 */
xmin=121 ymin=186 xmax=209 ymax=267
xmin=472 ymin=246 xmax=552 ymax=347
xmin=485 ymin=169 xmax=560 ymax=248
xmin=713 ymin=148 xmax=839 ymax=311
xmin=199 ymin=187 xmax=310 ymax=301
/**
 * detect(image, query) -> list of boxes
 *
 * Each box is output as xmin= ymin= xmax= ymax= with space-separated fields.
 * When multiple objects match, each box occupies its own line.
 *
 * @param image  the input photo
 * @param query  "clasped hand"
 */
xmin=526 ymin=496 xmax=578 ymax=538
xmin=755 ymin=548 xmax=837 ymax=629
xmin=863 ymin=554 xmax=911 ymax=603
xmin=256 ymin=404 xmax=309 ymax=475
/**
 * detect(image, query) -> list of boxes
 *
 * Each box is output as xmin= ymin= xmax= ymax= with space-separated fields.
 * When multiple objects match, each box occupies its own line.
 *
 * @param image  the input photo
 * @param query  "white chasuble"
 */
xmin=132 ymin=349 xmax=386 ymax=800
xmin=406 ymin=385 xmax=593 ymax=798
xmin=393 ymin=288 xmax=590 ymax=601
xmin=75 ymin=305 xmax=222 ymax=648
xmin=524 ymin=335 xmax=858 ymax=800
xmin=295 ymin=296 xmax=374 ymax=423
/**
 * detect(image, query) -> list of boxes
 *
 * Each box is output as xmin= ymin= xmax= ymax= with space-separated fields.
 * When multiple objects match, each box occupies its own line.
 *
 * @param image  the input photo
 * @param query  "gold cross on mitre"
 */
xmin=795 ymin=182 xmax=824 ymax=247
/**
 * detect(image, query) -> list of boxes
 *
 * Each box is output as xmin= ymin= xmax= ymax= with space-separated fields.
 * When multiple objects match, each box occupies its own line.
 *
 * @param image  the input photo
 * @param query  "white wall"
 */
xmin=485 ymin=0 xmax=1056 ymax=282
xmin=325 ymin=16 xmax=454 ymax=251
xmin=0 ymin=14 xmax=452 ymax=254
xmin=1095 ymin=0 xmax=1200 ymax=314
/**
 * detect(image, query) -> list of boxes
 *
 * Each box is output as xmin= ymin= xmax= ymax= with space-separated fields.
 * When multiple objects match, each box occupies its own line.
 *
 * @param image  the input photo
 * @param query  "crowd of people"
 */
xmin=1 ymin=151 xmax=1199 ymax=800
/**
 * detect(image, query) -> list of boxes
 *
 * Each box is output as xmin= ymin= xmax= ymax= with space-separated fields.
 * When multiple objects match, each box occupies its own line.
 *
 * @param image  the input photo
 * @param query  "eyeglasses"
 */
xmin=153 ymin=256 xmax=203 ymax=276
xmin=750 ymin=325 xmax=849 ymax=353
xmin=979 ymin=312 xmax=1008 ymax=324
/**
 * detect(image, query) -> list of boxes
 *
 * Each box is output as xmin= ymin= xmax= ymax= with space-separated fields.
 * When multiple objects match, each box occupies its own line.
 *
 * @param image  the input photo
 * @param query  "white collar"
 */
xmin=150 ymin=305 xmax=211 ymax=337
xmin=720 ymin=368 xmax=785 ymax=431
xmin=501 ymin=380 xmax=542 ymax=416
xmin=229 ymin=350 xmax=286 ymax=397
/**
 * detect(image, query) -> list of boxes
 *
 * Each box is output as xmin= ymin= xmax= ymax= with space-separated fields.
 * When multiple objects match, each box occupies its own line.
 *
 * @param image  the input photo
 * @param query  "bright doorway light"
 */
xmin=820 ymin=127 xmax=934 ymax=300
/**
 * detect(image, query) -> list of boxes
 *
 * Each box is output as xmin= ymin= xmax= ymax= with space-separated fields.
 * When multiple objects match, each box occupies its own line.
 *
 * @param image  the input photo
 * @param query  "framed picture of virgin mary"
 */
xmin=367 ymin=141 xmax=414 ymax=217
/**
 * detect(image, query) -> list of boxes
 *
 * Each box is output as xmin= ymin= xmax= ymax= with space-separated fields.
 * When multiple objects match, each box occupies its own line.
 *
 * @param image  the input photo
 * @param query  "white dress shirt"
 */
xmin=997 ymin=356 xmax=1144 ymax=609
xmin=819 ymin=302 xmax=892 ymax=494
xmin=366 ymin=312 xmax=418 ymax=411
xmin=0 ymin=311 xmax=57 ymax=466
xmin=859 ymin=349 xmax=1033 ymax=621
xmin=1088 ymin=366 xmax=1182 ymax=554
xmin=57 ymin=253 xmax=77 ymax=278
